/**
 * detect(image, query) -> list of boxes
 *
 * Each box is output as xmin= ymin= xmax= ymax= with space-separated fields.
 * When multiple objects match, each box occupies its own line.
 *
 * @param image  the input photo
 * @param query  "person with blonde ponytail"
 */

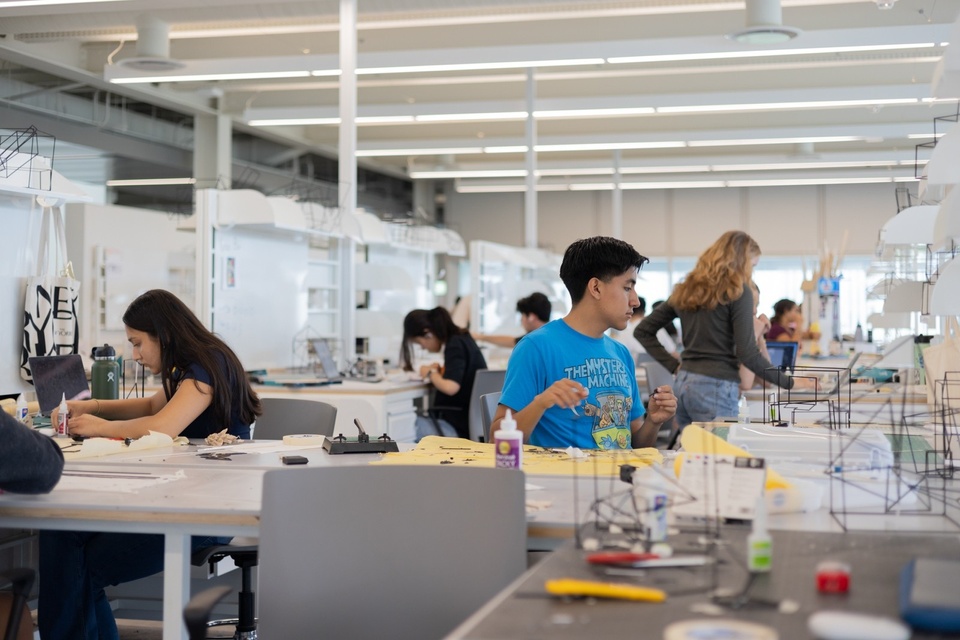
xmin=635 ymin=231 xmax=805 ymax=432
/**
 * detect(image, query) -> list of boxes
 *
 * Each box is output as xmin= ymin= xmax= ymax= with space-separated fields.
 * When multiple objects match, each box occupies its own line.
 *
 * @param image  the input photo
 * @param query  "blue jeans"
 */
xmin=674 ymin=369 xmax=740 ymax=430
xmin=38 ymin=530 xmax=229 ymax=640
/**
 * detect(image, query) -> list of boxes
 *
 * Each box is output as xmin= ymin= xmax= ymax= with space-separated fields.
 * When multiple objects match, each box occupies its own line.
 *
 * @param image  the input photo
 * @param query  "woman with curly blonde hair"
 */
xmin=635 ymin=231 xmax=800 ymax=432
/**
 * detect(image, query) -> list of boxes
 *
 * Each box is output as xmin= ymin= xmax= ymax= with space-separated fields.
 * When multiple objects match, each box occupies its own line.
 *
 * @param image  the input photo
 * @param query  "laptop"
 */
xmin=29 ymin=354 xmax=91 ymax=416
xmin=247 ymin=340 xmax=344 ymax=387
xmin=308 ymin=339 xmax=344 ymax=385
xmin=766 ymin=341 xmax=799 ymax=373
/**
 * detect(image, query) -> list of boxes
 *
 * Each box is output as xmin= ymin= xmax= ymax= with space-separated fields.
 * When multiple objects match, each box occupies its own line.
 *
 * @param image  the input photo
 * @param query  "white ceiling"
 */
xmin=2 ymin=0 xmax=959 ymax=192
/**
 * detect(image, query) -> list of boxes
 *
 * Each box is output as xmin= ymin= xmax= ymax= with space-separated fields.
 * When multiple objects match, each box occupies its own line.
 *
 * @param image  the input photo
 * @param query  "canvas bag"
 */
xmin=924 ymin=317 xmax=960 ymax=409
xmin=20 ymin=202 xmax=80 ymax=383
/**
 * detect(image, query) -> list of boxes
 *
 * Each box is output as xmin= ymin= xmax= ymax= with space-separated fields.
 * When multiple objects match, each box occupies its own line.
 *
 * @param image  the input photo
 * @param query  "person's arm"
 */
xmin=0 ymin=411 xmax=63 ymax=494
xmin=420 ymin=363 xmax=461 ymax=396
xmin=632 ymin=385 xmax=677 ymax=448
xmin=472 ymin=333 xmax=520 ymax=348
xmin=62 ymin=379 xmax=213 ymax=439
xmin=740 ymin=314 xmax=772 ymax=391
xmin=53 ymin=394 xmax=159 ymax=428
xmin=489 ymin=379 xmax=587 ymax=443
xmin=635 ymin=304 xmax=681 ymax=373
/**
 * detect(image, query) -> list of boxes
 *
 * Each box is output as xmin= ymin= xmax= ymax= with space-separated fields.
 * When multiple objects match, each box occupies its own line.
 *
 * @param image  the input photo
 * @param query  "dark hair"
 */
xmin=772 ymin=298 xmax=798 ymax=325
xmin=122 ymin=289 xmax=261 ymax=430
xmin=634 ymin=296 xmax=647 ymax=315
xmin=559 ymin=237 xmax=649 ymax=305
xmin=516 ymin=292 xmax=551 ymax=323
xmin=400 ymin=306 xmax=466 ymax=371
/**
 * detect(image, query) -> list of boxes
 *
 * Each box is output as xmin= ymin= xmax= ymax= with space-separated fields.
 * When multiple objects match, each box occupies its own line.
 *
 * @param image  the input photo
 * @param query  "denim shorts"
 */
xmin=674 ymin=369 xmax=740 ymax=429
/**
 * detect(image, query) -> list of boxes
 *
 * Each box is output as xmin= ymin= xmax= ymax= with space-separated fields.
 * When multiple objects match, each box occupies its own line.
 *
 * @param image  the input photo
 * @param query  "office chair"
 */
xmin=637 ymin=359 xmax=679 ymax=448
xmin=0 ymin=569 xmax=34 ymax=640
xmin=467 ymin=369 xmax=506 ymax=442
xmin=184 ymin=586 xmax=232 ymax=640
xmin=479 ymin=391 xmax=502 ymax=442
xmin=193 ymin=397 xmax=337 ymax=639
xmin=257 ymin=466 xmax=527 ymax=640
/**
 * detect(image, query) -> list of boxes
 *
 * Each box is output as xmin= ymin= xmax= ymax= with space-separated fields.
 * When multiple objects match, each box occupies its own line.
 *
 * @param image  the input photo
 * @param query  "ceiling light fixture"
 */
xmin=105 ymin=178 xmax=196 ymax=187
xmin=356 ymin=58 xmax=605 ymax=75
xmin=115 ymin=15 xmax=186 ymax=73
xmin=0 ymin=0 xmax=125 ymax=6
xmin=728 ymin=0 xmax=800 ymax=45
xmin=606 ymin=42 xmax=936 ymax=65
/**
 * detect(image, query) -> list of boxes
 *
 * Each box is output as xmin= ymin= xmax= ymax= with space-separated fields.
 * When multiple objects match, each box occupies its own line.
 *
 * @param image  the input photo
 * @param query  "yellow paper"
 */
xmin=675 ymin=424 xmax=791 ymax=490
xmin=371 ymin=436 xmax=662 ymax=476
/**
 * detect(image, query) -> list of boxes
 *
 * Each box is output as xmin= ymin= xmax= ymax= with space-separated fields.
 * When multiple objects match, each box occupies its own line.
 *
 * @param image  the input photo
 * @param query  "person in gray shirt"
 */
xmin=0 ymin=409 xmax=63 ymax=494
xmin=636 ymin=231 xmax=809 ymax=433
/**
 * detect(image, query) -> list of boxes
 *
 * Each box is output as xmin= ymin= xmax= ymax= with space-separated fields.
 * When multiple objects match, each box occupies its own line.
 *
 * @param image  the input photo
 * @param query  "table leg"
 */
xmin=162 ymin=533 xmax=190 ymax=640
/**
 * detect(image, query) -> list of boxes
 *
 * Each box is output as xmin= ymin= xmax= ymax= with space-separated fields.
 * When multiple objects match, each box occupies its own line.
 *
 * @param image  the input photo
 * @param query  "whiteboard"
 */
xmin=211 ymin=227 xmax=308 ymax=370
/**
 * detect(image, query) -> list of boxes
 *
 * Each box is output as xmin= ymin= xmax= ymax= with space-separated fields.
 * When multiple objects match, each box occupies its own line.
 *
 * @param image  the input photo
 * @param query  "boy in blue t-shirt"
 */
xmin=492 ymin=237 xmax=677 ymax=450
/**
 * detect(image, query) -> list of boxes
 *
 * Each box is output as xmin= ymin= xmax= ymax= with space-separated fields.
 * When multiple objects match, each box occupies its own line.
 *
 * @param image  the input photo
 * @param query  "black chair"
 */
xmin=195 ymin=397 xmax=338 ymax=639
xmin=0 ymin=568 xmax=34 ymax=640
xmin=184 ymin=586 xmax=232 ymax=640
xmin=468 ymin=369 xmax=506 ymax=442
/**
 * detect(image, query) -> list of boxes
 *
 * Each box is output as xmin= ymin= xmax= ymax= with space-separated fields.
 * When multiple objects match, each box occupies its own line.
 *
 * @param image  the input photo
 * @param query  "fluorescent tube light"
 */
xmin=248 ymin=117 xmax=340 ymax=126
xmin=688 ymin=135 xmax=864 ymax=147
xmin=357 ymin=147 xmax=485 ymax=157
xmin=535 ymin=141 xmax=685 ymax=152
xmin=414 ymin=112 xmax=528 ymax=122
xmin=533 ymin=107 xmax=655 ymax=118
xmin=1 ymin=0 xmax=126 ymax=6
xmin=482 ymin=146 xmax=530 ymax=154
xmin=110 ymin=71 xmax=311 ymax=84
xmin=106 ymin=178 xmax=196 ymax=187
xmin=606 ymin=42 xmax=936 ymax=65
xmin=357 ymin=58 xmax=605 ymax=75
xmin=658 ymin=98 xmax=919 ymax=114
xmin=409 ymin=169 xmax=529 ymax=179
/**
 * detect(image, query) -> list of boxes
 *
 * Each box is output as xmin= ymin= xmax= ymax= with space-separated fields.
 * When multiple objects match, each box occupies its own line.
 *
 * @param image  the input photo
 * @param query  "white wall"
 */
xmin=446 ymin=183 xmax=896 ymax=259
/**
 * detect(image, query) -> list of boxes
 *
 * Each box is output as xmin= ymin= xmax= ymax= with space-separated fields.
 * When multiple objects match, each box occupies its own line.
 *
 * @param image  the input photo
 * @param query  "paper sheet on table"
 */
xmin=57 ymin=431 xmax=186 ymax=459
xmin=371 ymin=436 xmax=661 ymax=476
xmin=675 ymin=424 xmax=791 ymax=490
xmin=55 ymin=469 xmax=186 ymax=493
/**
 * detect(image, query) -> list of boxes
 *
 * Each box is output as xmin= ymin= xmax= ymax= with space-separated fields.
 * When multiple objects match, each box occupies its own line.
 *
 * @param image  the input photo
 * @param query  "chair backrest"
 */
xmin=252 ymin=397 xmax=338 ymax=440
xmin=257 ymin=466 xmax=526 ymax=640
xmin=638 ymin=360 xmax=675 ymax=399
xmin=468 ymin=369 xmax=506 ymax=441
xmin=479 ymin=391 xmax=502 ymax=442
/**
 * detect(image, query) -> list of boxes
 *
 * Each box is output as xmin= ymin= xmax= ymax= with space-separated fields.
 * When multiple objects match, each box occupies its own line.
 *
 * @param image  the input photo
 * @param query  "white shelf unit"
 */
xmin=306 ymin=237 xmax=343 ymax=357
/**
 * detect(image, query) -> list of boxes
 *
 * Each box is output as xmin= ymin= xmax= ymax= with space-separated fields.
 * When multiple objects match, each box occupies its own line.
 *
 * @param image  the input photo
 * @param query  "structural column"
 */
xmin=339 ymin=0 xmax=358 ymax=364
xmin=524 ymin=68 xmax=538 ymax=249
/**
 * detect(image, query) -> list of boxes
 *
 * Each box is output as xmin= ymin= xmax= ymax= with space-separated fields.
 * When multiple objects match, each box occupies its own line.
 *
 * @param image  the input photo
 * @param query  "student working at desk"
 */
xmin=39 ymin=289 xmax=262 ymax=640
xmin=635 ymin=231 xmax=805 ymax=432
xmin=490 ymin=236 xmax=677 ymax=450
xmin=401 ymin=306 xmax=487 ymax=440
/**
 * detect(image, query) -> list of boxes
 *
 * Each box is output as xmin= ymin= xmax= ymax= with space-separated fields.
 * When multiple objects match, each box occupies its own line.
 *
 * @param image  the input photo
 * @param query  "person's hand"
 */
xmin=50 ymin=399 xmax=93 ymax=431
xmin=537 ymin=379 xmax=589 ymax=412
xmin=419 ymin=363 xmax=441 ymax=379
xmin=63 ymin=413 xmax=109 ymax=438
xmin=647 ymin=385 xmax=678 ymax=424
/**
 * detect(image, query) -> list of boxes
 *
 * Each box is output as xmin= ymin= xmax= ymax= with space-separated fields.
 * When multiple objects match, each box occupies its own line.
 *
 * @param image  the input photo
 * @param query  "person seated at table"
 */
xmin=401 ymin=306 xmax=487 ymax=440
xmin=39 ymin=288 xmax=261 ymax=640
xmin=0 ymin=409 xmax=63 ymax=494
xmin=489 ymin=236 xmax=677 ymax=450
xmin=767 ymin=298 xmax=803 ymax=342
xmin=473 ymin=292 xmax=551 ymax=348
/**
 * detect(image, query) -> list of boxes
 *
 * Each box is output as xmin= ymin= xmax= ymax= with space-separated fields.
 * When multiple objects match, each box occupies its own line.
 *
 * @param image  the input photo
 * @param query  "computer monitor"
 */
xmin=765 ymin=341 xmax=799 ymax=373
xmin=28 ymin=354 xmax=91 ymax=416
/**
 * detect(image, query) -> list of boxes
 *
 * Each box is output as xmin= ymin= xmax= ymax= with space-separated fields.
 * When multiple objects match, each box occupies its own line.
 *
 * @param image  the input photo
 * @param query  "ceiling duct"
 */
xmin=729 ymin=0 xmax=801 ymax=45
xmin=116 ymin=15 xmax=185 ymax=72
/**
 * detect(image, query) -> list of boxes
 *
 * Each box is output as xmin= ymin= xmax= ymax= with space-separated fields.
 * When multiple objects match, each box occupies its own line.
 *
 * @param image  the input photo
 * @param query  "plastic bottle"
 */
xmin=636 ymin=469 xmax=669 ymax=543
xmin=91 ymin=344 xmax=120 ymax=400
xmin=747 ymin=495 xmax=772 ymax=572
xmin=15 ymin=393 xmax=28 ymax=424
xmin=56 ymin=393 xmax=69 ymax=439
xmin=494 ymin=409 xmax=522 ymax=468
xmin=737 ymin=394 xmax=750 ymax=424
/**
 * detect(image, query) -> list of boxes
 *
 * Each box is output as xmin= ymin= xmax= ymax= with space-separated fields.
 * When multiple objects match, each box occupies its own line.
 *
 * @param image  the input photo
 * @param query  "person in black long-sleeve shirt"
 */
xmin=0 ymin=409 xmax=63 ymax=494
xmin=635 ymin=231 xmax=808 ymax=432
xmin=401 ymin=306 xmax=487 ymax=440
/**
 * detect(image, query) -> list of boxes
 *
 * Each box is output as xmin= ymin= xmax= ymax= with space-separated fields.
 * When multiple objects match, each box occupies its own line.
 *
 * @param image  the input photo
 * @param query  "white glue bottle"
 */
xmin=494 ymin=409 xmax=522 ymax=468
xmin=747 ymin=495 xmax=772 ymax=572
xmin=15 ymin=393 xmax=29 ymax=424
xmin=56 ymin=393 xmax=69 ymax=439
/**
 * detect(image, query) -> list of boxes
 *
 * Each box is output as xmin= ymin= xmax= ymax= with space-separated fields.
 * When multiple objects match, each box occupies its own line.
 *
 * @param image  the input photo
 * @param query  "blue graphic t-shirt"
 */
xmin=500 ymin=319 xmax=644 ymax=449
